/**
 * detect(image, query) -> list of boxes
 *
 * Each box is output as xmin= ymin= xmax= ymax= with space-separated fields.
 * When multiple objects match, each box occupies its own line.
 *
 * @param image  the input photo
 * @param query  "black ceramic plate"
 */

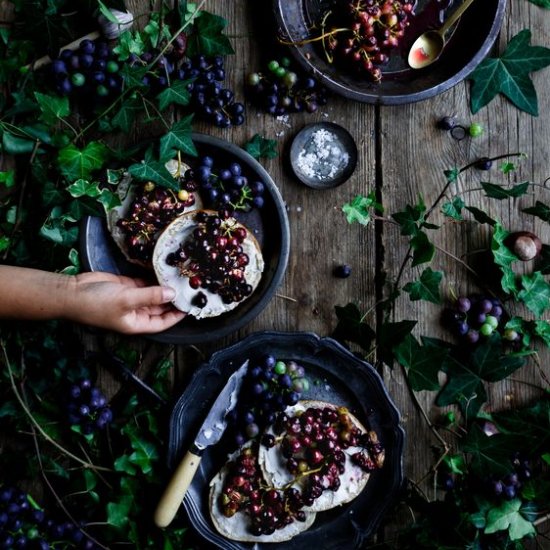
xmin=167 ymin=331 xmax=404 ymax=549
xmin=273 ymin=0 xmax=506 ymax=104
xmin=80 ymin=134 xmax=290 ymax=344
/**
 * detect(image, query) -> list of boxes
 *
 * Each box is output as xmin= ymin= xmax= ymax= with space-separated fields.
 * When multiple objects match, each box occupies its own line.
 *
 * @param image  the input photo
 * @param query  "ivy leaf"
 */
xmin=441 ymin=196 xmax=464 ymax=220
xmin=518 ymin=272 xmax=550 ymax=316
xmin=444 ymin=167 xmax=460 ymax=183
xmin=111 ymin=98 xmax=141 ymax=133
xmin=471 ymin=335 xmax=525 ymax=382
xmin=480 ymin=181 xmax=530 ymax=200
xmin=410 ymin=231 xmax=435 ymax=266
xmin=462 ymin=424 xmax=518 ymax=477
xmin=484 ymin=498 xmax=536 ymax=540
xmin=500 ymin=161 xmax=517 ymax=174
xmin=523 ymin=200 xmax=550 ymax=222
xmin=128 ymin=439 xmax=159 ymax=475
xmin=67 ymin=179 xmax=101 ymax=198
xmin=159 ymin=115 xmax=197 ymax=161
xmin=537 ymin=244 xmax=550 ymax=275
xmin=392 ymin=200 xmax=426 ymax=236
xmin=534 ymin=320 xmax=550 ymax=346
xmin=342 ymin=192 xmax=382 ymax=226
xmin=187 ymin=11 xmax=234 ymax=56
xmin=97 ymin=0 xmax=119 ymax=24
xmin=393 ymin=334 xmax=447 ymax=391
xmin=57 ymin=142 xmax=109 ymax=181
xmin=157 ymin=80 xmax=192 ymax=111
xmin=468 ymin=29 xmax=550 ymax=115
xmin=377 ymin=320 xmax=417 ymax=366
xmin=465 ymin=206 xmax=496 ymax=226
xmin=33 ymin=92 xmax=69 ymax=125
xmin=113 ymin=30 xmax=145 ymax=61
xmin=491 ymin=223 xmax=518 ymax=295
xmin=128 ymin=160 xmax=177 ymax=191
xmin=332 ymin=303 xmax=375 ymax=353
xmin=528 ymin=0 xmax=550 ymax=8
xmin=106 ymin=495 xmax=133 ymax=529
xmin=403 ymin=267 xmax=443 ymax=304
xmin=0 ymin=170 xmax=15 ymax=188
xmin=244 ymin=134 xmax=278 ymax=160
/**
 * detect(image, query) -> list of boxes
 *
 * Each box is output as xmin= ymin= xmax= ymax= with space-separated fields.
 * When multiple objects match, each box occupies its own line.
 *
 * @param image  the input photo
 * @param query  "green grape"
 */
xmin=469 ymin=122 xmax=484 ymax=137
xmin=280 ymin=57 xmax=291 ymax=67
xmin=71 ymin=72 xmax=85 ymax=86
xmin=275 ymin=66 xmax=287 ymax=78
xmin=480 ymin=323 xmax=494 ymax=336
xmin=485 ymin=315 xmax=498 ymax=329
xmin=97 ymin=85 xmax=109 ymax=97
xmin=274 ymin=361 xmax=286 ymax=375
xmin=267 ymin=60 xmax=279 ymax=72
xmin=106 ymin=60 xmax=119 ymax=73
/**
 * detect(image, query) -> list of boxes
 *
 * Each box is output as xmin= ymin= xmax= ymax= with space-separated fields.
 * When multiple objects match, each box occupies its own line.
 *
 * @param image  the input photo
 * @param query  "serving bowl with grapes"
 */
xmin=80 ymin=134 xmax=290 ymax=344
xmin=166 ymin=331 xmax=404 ymax=549
xmin=273 ymin=0 xmax=506 ymax=104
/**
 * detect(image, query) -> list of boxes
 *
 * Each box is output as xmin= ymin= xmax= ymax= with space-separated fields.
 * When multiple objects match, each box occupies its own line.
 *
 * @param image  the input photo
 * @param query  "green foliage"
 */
xmin=469 ymin=29 xmax=550 ymax=116
xmin=403 ymin=267 xmax=443 ymax=304
xmin=342 ymin=192 xmax=382 ymax=226
xmin=159 ymin=115 xmax=197 ymax=160
xmin=244 ymin=134 xmax=278 ymax=160
xmin=157 ymin=80 xmax=192 ymax=111
xmin=480 ymin=181 xmax=530 ymax=200
xmin=186 ymin=11 xmax=234 ymax=56
xmin=57 ymin=142 xmax=109 ymax=182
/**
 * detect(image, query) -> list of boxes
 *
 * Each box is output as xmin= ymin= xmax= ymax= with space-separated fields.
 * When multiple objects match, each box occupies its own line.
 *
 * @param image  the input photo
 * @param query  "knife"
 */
xmin=153 ymin=360 xmax=249 ymax=528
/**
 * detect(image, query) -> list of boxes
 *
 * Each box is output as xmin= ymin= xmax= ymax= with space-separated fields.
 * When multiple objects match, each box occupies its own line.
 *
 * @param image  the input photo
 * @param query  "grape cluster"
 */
xmin=117 ymin=180 xmax=198 ymax=265
xmin=321 ymin=0 xmax=414 ymax=82
xmin=187 ymin=156 xmax=265 ymax=212
xmin=273 ymin=406 xmax=384 ymax=505
xmin=178 ymin=54 xmax=245 ymax=128
xmin=219 ymin=446 xmax=307 ymax=535
xmin=66 ymin=378 xmax=113 ymax=434
xmin=246 ymin=57 xmax=328 ymax=116
xmin=226 ymin=356 xmax=309 ymax=448
xmin=166 ymin=210 xmax=253 ymax=307
xmin=441 ymin=295 xmax=519 ymax=345
xmin=0 ymin=485 xmax=99 ymax=549
xmin=50 ymin=39 xmax=121 ymax=100
xmin=487 ymin=453 xmax=533 ymax=501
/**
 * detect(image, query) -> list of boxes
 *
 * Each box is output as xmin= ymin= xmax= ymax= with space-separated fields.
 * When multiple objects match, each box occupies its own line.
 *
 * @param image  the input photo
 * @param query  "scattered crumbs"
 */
xmin=276 ymin=114 xmax=291 ymax=127
xmin=322 ymin=112 xmax=329 ymax=118
xmin=296 ymin=206 xmax=302 ymax=212
xmin=275 ymin=130 xmax=285 ymax=137
xmin=295 ymin=128 xmax=349 ymax=181
xmin=324 ymin=384 xmax=331 ymax=392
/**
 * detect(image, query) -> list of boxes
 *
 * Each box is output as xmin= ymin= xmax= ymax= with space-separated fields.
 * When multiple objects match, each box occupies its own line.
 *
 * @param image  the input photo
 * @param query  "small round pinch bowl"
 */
xmin=289 ymin=122 xmax=358 ymax=189
xmin=80 ymin=133 xmax=290 ymax=344
xmin=167 ymin=331 xmax=405 ymax=549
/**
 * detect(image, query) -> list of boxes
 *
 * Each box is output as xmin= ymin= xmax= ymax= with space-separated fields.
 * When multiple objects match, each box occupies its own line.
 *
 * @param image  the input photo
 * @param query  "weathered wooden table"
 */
xmin=119 ymin=0 xmax=550 ymax=546
xmin=5 ymin=0 xmax=549 ymax=547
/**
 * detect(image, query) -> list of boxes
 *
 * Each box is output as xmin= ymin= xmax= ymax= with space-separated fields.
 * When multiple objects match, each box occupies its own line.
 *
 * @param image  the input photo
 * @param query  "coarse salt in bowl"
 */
xmin=290 ymin=122 xmax=358 ymax=189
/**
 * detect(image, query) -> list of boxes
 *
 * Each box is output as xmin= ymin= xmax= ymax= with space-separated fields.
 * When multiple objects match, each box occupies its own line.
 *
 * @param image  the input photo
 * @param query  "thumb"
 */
xmin=125 ymin=286 xmax=177 ymax=308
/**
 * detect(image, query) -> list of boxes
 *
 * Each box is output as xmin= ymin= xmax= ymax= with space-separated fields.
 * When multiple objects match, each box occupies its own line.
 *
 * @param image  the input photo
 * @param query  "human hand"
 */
xmin=66 ymin=271 xmax=185 ymax=334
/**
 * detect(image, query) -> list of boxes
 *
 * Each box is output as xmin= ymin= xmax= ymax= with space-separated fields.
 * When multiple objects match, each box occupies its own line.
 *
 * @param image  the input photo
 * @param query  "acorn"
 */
xmin=506 ymin=231 xmax=542 ymax=261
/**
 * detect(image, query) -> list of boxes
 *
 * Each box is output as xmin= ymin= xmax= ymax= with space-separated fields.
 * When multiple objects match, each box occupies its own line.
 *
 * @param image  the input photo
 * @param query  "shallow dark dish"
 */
xmin=167 ymin=331 xmax=404 ymax=549
xmin=290 ymin=122 xmax=358 ymax=189
xmin=80 ymin=134 xmax=290 ymax=345
xmin=273 ymin=0 xmax=506 ymax=105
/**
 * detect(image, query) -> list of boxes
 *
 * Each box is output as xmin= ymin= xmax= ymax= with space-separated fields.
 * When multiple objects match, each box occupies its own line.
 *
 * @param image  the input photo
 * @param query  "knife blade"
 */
xmin=154 ymin=360 xmax=249 ymax=528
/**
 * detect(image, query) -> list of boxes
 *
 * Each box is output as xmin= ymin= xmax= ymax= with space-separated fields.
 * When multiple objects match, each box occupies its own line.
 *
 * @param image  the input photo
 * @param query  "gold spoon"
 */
xmin=408 ymin=0 xmax=477 ymax=69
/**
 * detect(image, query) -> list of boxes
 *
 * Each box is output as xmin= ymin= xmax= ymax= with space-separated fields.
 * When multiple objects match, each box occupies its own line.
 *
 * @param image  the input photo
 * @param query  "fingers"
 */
xmin=123 ymin=285 xmax=177 ymax=309
xmin=132 ymin=309 xmax=186 ymax=334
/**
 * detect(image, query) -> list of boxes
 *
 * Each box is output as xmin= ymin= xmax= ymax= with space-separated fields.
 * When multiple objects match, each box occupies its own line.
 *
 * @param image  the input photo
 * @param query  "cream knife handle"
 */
xmin=154 ymin=450 xmax=202 ymax=528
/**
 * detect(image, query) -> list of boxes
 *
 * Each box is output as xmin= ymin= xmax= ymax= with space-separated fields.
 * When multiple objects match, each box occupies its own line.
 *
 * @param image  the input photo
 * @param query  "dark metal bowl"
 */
xmin=80 ymin=134 xmax=290 ymax=344
xmin=167 ymin=331 xmax=405 ymax=549
xmin=273 ymin=0 xmax=506 ymax=105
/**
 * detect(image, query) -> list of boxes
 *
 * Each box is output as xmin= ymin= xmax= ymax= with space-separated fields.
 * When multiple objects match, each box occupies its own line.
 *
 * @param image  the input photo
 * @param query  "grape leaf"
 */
xmin=107 ymin=496 xmax=133 ymax=529
xmin=468 ymin=29 xmax=550 ymax=115
xmin=111 ymin=98 xmax=141 ymax=133
xmin=57 ymin=142 xmax=109 ymax=181
xmin=523 ymin=200 xmax=550 ymax=222
xmin=159 ymin=115 xmax=197 ymax=161
xmin=244 ymin=134 xmax=278 ymax=160
xmin=33 ymin=92 xmax=69 ymax=125
xmin=332 ymin=303 xmax=375 ymax=352
xmin=518 ymin=272 xmax=550 ymax=316
xmin=403 ymin=267 xmax=443 ymax=304
xmin=342 ymin=192 xmax=382 ymax=226
xmin=392 ymin=333 xmax=448 ymax=391
xmin=480 ymin=181 xmax=530 ymax=200
xmin=156 ymin=80 xmax=192 ymax=111
xmin=186 ymin=11 xmax=234 ymax=57
xmin=441 ymin=196 xmax=464 ymax=220
xmin=491 ymin=223 xmax=518 ymax=295
xmin=484 ymin=499 xmax=536 ymax=541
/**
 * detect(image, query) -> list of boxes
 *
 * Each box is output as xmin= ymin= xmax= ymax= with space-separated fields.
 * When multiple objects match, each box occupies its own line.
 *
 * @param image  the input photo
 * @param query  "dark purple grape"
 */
xmin=456 ymin=296 xmax=471 ymax=313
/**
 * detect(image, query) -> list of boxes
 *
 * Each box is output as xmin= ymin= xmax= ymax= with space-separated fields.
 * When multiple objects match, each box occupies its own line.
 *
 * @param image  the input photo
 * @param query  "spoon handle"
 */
xmin=439 ymin=0 xmax=477 ymax=36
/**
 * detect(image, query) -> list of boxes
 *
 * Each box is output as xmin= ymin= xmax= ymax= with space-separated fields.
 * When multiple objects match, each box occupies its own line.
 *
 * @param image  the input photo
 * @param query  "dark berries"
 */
xmin=437 ymin=116 xmax=457 ymax=130
xmin=333 ymin=264 xmax=352 ymax=278
xmin=475 ymin=157 xmax=493 ymax=170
